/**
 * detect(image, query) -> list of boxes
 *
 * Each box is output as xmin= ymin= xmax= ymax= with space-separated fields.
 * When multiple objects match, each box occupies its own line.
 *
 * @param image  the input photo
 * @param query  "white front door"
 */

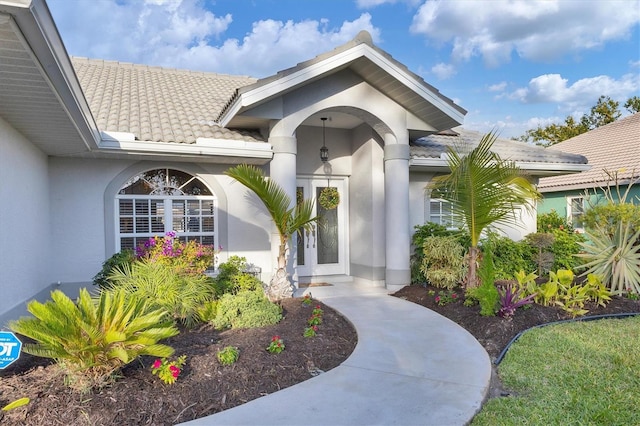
xmin=296 ymin=177 xmax=347 ymax=277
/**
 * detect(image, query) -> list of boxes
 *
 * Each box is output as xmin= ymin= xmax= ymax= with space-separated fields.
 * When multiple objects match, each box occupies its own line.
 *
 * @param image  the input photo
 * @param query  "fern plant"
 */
xmin=9 ymin=288 xmax=178 ymax=391
xmin=577 ymin=222 xmax=640 ymax=295
xmin=109 ymin=259 xmax=215 ymax=327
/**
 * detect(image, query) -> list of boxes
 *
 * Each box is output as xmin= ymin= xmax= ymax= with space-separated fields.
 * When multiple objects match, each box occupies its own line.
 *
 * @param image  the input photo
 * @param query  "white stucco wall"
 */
xmin=47 ymin=158 xmax=276 ymax=285
xmin=48 ymin=157 xmax=136 ymax=283
xmin=409 ymin=170 xmax=536 ymax=242
xmin=349 ymin=125 xmax=385 ymax=283
xmin=0 ymin=117 xmax=51 ymax=316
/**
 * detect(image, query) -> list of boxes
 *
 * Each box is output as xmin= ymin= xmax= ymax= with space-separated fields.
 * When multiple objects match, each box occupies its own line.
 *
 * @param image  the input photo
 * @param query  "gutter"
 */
xmin=410 ymin=157 xmax=591 ymax=177
xmin=98 ymin=132 xmax=273 ymax=161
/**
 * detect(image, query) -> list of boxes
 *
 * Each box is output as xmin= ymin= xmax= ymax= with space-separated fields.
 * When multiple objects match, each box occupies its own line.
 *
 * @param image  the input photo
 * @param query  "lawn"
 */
xmin=472 ymin=316 xmax=640 ymax=425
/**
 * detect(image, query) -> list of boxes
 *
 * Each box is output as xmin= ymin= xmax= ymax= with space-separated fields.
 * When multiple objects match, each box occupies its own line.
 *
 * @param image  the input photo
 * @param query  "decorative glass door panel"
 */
xmin=296 ymin=178 xmax=346 ymax=277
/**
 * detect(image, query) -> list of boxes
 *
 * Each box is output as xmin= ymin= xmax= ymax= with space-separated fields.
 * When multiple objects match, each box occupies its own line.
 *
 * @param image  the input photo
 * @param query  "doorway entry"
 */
xmin=296 ymin=177 xmax=347 ymax=277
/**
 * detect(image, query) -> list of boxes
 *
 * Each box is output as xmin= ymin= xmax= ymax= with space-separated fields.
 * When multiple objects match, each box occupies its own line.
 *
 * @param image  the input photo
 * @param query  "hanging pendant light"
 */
xmin=320 ymin=117 xmax=329 ymax=163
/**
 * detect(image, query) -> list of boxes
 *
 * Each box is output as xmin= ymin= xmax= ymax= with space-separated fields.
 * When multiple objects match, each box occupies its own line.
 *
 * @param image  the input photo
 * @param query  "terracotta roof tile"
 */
xmin=71 ymin=57 xmax=263 ymax=143
xmin=538 ymin=113 xmax=640 ymax=191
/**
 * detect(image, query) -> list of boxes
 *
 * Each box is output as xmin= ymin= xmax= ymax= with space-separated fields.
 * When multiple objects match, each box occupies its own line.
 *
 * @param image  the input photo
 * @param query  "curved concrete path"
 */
xmin=182 ymin=283 xmax=491 ymax=426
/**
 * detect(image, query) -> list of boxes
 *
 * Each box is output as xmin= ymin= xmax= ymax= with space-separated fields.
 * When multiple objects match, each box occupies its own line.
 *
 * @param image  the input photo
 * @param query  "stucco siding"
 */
xmin=0 ymin=117 xmax=51 ymax=315
xmin=48 ymin=158 xmax=276 ymax=285
xmin=349 ymin=125 xmax=385 ymax=283
xmin=48 ymin=157 xmax=136 ymax=283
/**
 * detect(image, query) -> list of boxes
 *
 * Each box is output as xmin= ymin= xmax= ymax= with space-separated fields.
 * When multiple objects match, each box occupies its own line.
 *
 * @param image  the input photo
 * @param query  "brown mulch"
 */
xmin=392 ymin=283 xmax=640 ymax=398
xmin=2 ymin=286 xmax=639 ymax=424
xmin=0 ymin=298 xmax=357 ymax=425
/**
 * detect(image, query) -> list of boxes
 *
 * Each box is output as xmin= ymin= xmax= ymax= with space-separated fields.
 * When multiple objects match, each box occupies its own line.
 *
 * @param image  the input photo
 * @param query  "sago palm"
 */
xmin=225 ymin=164 xmax=318 ymax=301
xmin=9 ymin=288 xmax=178 ymax=390
xmin=428 ymin=131 xmax=540 ymax=288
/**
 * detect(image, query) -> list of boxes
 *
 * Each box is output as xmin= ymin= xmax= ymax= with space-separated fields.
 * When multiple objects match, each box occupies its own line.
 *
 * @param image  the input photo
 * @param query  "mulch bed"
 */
xmin=0 ymin=298 xmax=357 ymax=425
xmin=2 ymin=285 xmax=639 ymax=424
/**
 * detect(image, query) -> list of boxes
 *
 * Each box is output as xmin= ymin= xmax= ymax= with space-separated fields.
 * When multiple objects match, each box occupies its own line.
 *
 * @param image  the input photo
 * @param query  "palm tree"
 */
xmin=428 ymin=131 xmax=540 ymax=288
xmin=225 ymin=164 xmax=318 ymax=301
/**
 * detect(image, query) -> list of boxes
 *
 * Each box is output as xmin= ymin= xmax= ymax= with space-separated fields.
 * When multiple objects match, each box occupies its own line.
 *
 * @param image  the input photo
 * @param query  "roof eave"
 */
xmin=1 ymin=0 xmax=100 ymax=152
xmin=410 ymin=157 xmax=591 ymax=177
xmin=96 ymin=132 xmax=273 ymax=164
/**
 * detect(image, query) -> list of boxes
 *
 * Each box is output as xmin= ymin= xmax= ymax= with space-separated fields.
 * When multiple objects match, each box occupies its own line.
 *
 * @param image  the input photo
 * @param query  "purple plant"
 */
xmin=498 ymin=283 xmax=536 ymax=318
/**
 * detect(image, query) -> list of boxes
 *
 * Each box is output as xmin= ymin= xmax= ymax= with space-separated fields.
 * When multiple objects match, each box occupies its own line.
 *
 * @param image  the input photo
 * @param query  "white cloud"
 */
xmin=48 ymin=0 xmax=381 ymax=77
xmin=410 ymin=0 xmax=640 ymax=67
xmin=508 ymin=73 xmax=640 ymax=112
xmin=430 ymin=62 xmax=456 ymax=79
xmin=630 ymin=60 xmax=640 ymax=68
xmin=488 ymin=82 xmax=507 ymax=92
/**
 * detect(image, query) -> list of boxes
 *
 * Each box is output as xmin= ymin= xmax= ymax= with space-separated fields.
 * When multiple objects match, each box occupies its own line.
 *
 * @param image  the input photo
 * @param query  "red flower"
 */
xmin=169 ymin=365 xmax=180 ymax=378
xmin=272 ymin=336 xmax=279 ymax=341
xmin=452 ymin=294 xmax=458 ymax=299
xmin=435 ymin=296 xmax=441 ymax=302
xmin=152 ymin=359 xmax=162 ymax=369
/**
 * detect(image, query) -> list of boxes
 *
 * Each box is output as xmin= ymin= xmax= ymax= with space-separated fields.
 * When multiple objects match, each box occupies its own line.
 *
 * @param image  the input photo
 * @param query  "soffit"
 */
xmin=0 ymin=14 xmax=89 ymax=155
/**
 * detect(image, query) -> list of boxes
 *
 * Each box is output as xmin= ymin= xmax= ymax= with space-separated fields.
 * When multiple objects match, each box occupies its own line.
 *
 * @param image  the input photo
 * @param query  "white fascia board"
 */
xmin=98 ymin=132 xmax=273 ymax=160
xmin=513 ymin=162 xmax=591 ymax=175
xmin=220 ymin=44 xmax=464 ymax=127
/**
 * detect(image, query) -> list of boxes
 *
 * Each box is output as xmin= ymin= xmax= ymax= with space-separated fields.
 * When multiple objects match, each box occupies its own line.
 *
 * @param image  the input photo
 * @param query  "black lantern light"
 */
xmin=320 ymin=117 xmax=329 ymax=163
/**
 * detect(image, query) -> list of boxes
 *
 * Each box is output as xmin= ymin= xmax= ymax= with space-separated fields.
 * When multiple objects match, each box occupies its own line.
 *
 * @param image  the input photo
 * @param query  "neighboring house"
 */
xmin=538 ymin=113 xmax=640 ymax=229
xmin=0 ymin=0 xmax=588 ymax=320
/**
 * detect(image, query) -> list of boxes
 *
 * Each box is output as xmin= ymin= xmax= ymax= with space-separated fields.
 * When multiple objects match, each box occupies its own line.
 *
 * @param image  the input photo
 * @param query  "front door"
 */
xmin=296 ymin=177 xmax=347 ymax=277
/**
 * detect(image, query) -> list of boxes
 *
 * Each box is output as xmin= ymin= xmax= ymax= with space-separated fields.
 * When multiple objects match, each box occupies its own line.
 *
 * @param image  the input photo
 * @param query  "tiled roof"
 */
xmin=71 ymin=57 xmax=263 ymax=143
xmin=537 ymin=113 xmax=640 ymax=191
xmin=411 ymin=128 xmax=588 ymax=164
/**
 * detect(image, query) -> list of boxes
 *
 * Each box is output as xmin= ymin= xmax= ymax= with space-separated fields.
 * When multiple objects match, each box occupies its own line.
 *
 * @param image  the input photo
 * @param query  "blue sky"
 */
xmin=47 ymin=0 xmax=640 ymax=139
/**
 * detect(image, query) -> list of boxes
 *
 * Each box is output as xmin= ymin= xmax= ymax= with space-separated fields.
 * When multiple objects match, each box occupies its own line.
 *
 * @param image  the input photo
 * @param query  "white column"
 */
xmin=269 ymin=135 xmax=298 ymax=284
xmin=384 ymin=138 xmax=411 ymax=290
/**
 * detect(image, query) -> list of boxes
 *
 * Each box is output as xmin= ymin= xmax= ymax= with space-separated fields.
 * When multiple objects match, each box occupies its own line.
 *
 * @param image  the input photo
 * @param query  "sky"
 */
xmin=47 ymin=0 xmax=640 ymax=139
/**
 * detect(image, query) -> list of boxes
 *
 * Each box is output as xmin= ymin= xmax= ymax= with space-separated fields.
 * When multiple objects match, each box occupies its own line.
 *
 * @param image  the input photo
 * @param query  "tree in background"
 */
xmin=519 ymin=96 xmax=640 ymax=146
xmin=428 ymin=131 xmax=540 ymax=288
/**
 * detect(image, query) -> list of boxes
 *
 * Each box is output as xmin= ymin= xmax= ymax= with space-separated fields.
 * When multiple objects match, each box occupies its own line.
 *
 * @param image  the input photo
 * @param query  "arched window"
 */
xmin=115 ymin=168 xmax=216 ymax=251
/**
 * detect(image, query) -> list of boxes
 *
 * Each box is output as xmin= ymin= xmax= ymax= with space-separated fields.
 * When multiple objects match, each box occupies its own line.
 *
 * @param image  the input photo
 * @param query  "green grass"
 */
xmin=472 ymin=316 xmax=640 ymax=426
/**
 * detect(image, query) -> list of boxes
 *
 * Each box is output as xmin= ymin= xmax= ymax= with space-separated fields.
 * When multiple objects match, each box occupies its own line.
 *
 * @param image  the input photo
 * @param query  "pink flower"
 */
xmin=435 ymin=296 xmax=441 ymax=303
xmin=152 ymin=359 xmax=162 ymax=369
xmin=169 ymin=365 xmax=180 ymax=378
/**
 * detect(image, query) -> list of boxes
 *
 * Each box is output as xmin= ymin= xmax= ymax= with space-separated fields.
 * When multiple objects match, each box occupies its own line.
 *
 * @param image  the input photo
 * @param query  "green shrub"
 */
xmin=420 ymin=236 xmax=466 ymax=289
xmin=583 ymin=202 xmax=640 ymax=237
xmin=213 ymin=289 xmax=282 ymax=329
xmin=212 ymin=256 xmax=263 ymax=296
xmin=136 ymin=231 xmax=217 ymax=275
xmin=93 ymin=250 xmax=136 ymax=290
xmin=108 ymin=260 xmax=215 ymax=327
xmin=482 ymin=233 xmax=535 ymax=279
xmin=411 ymin=223 xmax=470 ymax=284
xmin=548 ymin=228 xmax=585 ymax=271
xmin=217 ymin=346 xmax=240 ymax=366
xmin=9 ymin=288 xmax=177 ymax=391
xmin=467 ymin=248 xmax=499 ymax=316
xmin=537 ymin=210 xmax=574 ymax=232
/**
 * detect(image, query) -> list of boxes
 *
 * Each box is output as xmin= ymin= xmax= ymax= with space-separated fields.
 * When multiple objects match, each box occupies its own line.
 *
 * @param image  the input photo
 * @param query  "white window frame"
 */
xmin=115 ymin=169 xmax=218 ymax=253
xmin=427 ymin=197 xmax=459 ymax=229
xmin=567 ymin=196 xmax=585 ymax=230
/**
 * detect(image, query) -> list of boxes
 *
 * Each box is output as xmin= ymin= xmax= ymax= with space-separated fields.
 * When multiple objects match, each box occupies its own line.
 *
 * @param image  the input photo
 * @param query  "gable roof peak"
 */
xmin=353 ymin=30 xmax=374 ymax=46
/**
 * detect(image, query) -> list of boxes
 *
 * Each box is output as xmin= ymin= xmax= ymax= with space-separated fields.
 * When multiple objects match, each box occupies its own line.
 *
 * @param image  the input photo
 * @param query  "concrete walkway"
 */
xmin=182 ymin=283 xmax=491 ymax=426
